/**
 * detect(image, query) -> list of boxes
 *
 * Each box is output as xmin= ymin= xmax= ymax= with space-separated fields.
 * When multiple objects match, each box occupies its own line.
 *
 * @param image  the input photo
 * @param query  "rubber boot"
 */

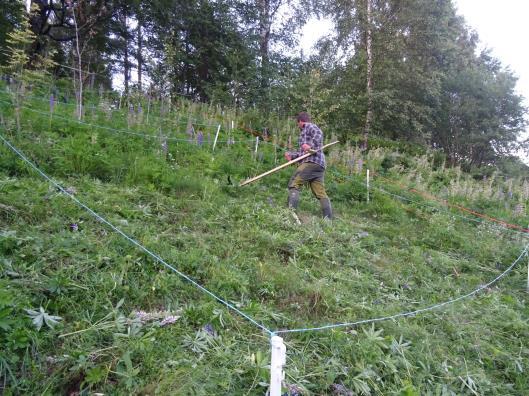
xmin=287 ymin=189 xmax=300 ymax=209
xmin=320 ymin=198 xmax=333 ymax=219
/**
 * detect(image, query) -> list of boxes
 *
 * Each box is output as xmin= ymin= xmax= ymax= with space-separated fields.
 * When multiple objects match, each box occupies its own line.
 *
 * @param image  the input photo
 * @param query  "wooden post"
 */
xmin=49 ymin=94 xmax=54 ymax=130
xmin=367 ymin=169 xmax=370 ymax=203
xmin=269 ymin=336 xmax=286 ymax=396
xmin=146 ymin=93 xmax=151 ymax=124
xmin=274 ymin=136 xmax=277 ymax=164
xmin=527 ymin=251 xmax=529 ymax=292
xmin=212 ymin=124 xmax=221 ymax=151
xmin=254 ymin=136 xmax=259 ymax=158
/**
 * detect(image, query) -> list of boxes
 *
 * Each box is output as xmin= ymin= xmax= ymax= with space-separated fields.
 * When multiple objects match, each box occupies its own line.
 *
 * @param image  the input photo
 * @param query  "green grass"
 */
xmin=0 ymin=84 xmax=528 ymax=395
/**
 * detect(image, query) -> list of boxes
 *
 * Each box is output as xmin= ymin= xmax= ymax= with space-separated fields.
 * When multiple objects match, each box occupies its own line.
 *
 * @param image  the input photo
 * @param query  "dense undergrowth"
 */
xmin=1 ymin=82 xmax=529 ymax=395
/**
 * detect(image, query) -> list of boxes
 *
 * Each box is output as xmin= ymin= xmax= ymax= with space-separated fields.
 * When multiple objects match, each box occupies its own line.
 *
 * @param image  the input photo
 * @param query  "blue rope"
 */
xmin=0 ymin=132 xmax=273 ymax=336
xmin=3 ymin=127 xmax=528 ymax=338
xmin=274 ymin=244 xmax=529 ymax=334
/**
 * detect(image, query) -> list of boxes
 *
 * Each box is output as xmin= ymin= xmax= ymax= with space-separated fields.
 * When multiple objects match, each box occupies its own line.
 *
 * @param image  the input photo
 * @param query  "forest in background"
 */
xmin=0 ymin=0 xmax=528 ymax=176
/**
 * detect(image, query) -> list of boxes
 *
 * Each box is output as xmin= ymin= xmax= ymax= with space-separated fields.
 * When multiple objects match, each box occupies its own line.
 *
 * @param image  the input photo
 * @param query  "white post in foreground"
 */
xmin=254 ymin=136 xmax=259 ymax=157
xmin=526 ymin=250 xmax=529 ymax=292
xmin=270 ymin=335 xmax=286 ymax=396
xmin=366 ymin=169 xmax=370 ymax=203
xmin=212 ymin=124 xmax=221 ymax=151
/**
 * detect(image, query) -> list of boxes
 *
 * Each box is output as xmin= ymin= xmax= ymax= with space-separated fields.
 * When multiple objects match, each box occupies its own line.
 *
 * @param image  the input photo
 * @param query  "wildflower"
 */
xmin=160 ymin=315 xmax=180 ymax=327
xmin=134 ymin=310 xmax=150 ymax=322
xmin=202 ymin=323 xmax=216 ymax=337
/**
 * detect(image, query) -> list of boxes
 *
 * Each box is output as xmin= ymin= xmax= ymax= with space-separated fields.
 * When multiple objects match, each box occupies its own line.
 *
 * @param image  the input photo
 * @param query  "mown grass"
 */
xmin=1 ymin=84 xmax=528 ymax=395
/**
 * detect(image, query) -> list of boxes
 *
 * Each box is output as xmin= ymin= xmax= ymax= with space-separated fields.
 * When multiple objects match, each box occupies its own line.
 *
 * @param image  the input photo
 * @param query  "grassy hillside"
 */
xmin=1 ymin=83 xmax=529 ymax=395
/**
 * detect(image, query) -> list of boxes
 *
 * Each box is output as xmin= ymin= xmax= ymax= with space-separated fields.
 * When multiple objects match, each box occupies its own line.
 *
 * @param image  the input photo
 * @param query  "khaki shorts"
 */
xmin=288 ymin=162 xmax=328 ymax=199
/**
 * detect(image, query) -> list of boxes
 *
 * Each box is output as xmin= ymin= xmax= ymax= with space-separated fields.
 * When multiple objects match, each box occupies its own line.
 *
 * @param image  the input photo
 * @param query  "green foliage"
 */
xmin=0 ymin=1 xmax=23 ymax=65
xmin=1 ymin=11 xmax=55 ymax=84
xmin=0 ymin=2 xmax=526 ymax=393
xmin=0 ymin=80 xmax=528 ymax=395
xmin=0 ymin=286 xmax=33 ymax=387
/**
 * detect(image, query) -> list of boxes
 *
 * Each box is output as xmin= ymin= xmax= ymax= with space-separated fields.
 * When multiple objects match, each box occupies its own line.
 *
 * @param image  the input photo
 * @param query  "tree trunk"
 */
xmin=122 ymin=12 xmax=130 ymax=95
xmin=258 ymin=0 xmax=271 ymax=105
xmin=137 ymin=17 xmax=143 ymax=91
xmin=72 ymin=3 xmax=83 ymax=121
xmin=363 ymin=0 xmax=373 ymax=151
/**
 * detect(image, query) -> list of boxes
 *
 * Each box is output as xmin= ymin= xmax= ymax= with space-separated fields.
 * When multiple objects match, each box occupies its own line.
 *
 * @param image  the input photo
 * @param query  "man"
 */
xmin=285 ymin=112 xmax=333 ymax=219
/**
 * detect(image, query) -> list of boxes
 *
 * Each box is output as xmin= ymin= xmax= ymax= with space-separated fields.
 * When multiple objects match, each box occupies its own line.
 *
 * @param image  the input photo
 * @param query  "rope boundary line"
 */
xmin=329 ymin=168 xmax=529 ymax=239
xmin=373 ymin=173 xmax=529 ymax=235
xmin=273 ymin=245 xmax=529 ymax=334
xmin=2 ymin=129 xmax=529 ymax=338
xmin=0 ymin=131 xmax=273 ymax=336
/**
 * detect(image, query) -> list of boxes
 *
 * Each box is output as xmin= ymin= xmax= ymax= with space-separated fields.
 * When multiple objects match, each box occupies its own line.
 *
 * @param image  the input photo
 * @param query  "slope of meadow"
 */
xmin=1 ymin=83 xmax=529 ymax=395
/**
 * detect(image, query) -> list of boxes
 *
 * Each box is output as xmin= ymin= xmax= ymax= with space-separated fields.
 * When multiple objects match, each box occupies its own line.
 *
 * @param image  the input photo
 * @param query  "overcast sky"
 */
xmin=454 ymin=0 xmax=529 ymax=163
xmin=455 ymin=0 xmax=528 ymax=110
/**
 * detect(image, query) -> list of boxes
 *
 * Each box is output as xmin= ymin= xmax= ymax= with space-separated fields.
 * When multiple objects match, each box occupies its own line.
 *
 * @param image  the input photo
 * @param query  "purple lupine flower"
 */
xmin=70 ymin=223 xmax=78 ymax=232
xmin=202 ymin=323 xmax=217 ymax=336
xmin=50 ymin=94 xmax=55 ymax=113
xmin=134 ymin=310 xmax=150 ymax=322
xmin=160 ymin=315 xmax=179 ymax=327
xmin=197 ymin=131 xmax=204 ymax=146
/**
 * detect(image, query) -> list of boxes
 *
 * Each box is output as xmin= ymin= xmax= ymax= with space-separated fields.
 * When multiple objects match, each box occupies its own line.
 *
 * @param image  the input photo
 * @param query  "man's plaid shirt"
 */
xmin=289 ymin=123 xmax=326 ymax=168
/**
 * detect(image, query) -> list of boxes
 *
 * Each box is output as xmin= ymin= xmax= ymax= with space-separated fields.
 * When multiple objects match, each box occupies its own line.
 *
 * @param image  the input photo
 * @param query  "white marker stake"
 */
xmin=527 ymin=251 xmax=529 ymax=292
xmin=254 ymin=136 xmax=259 ymax=157
xmin=367 ymin=169 xmax=370 ymax=203
xmin=212 ymin=124 xmax=221 ymax=151
xmin=270 ymin=336 xmax=286 ymax=396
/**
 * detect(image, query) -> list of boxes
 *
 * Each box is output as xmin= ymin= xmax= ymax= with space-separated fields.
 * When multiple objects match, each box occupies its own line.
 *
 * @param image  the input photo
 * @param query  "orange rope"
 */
xmin=373 ymin=173 xmax=529 ymax=234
